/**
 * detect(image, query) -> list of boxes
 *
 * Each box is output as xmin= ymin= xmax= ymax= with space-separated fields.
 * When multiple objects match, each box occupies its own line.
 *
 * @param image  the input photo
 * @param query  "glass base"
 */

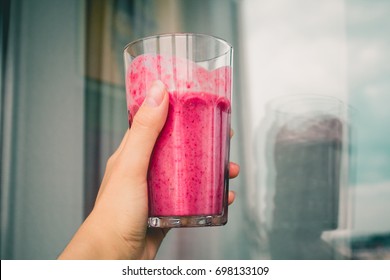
xmin=148 ymin=213 xmax=227 ymax=228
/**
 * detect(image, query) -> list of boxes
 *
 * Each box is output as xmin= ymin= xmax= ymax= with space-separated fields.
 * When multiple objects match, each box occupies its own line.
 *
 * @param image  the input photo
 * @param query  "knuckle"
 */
xmin=106 ymin=155 xmax=116 ymax=168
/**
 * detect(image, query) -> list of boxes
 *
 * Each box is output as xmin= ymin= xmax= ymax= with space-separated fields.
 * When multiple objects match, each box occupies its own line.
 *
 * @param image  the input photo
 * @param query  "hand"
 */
xmin=58 ymin=80 xmax=240 ymax=259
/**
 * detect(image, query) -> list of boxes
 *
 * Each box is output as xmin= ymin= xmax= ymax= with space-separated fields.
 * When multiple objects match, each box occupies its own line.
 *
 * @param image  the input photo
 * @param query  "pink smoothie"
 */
xmin=127 ymin=54 xmax=231 ymax=216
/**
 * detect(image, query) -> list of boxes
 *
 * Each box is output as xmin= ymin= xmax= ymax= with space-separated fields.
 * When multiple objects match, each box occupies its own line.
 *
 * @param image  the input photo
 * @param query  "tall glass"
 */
xmin=124 ymin=33 xmax=233 ymax=228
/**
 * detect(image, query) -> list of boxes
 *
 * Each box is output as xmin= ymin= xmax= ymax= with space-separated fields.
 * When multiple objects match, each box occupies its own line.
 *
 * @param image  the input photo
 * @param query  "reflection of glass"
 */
xmin=255 ymin=95 xmax=352 ymax=259
xmin=124 ymin=34 xmax=233 ymax=228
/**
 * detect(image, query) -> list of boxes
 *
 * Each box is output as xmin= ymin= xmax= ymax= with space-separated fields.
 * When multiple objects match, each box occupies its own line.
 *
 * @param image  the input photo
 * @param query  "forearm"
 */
xmin=58 ymin=212 xmax=132 ymax=260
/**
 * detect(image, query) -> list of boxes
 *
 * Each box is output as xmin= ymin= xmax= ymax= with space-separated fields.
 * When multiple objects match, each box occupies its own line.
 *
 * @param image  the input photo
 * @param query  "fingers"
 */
xmin=228 ymin=191 xmax=236 ymax=205
xmin=118 ymin=81 xmax=169 ymax=178
xmin=229 ymin=162 xmax=240 ymax=179
xmin=228 ymin=160 xmax=239 ymax=205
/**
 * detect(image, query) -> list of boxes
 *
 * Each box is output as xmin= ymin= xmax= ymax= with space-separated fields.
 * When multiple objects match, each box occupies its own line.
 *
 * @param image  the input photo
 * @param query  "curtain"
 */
xmin=1 ymin=0 xmax=85 ymax=259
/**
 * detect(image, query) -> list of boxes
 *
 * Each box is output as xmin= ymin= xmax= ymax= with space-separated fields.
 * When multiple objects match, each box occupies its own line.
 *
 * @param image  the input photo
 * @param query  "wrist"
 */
xmin=58 ymin=210 xmax=134 ymax=260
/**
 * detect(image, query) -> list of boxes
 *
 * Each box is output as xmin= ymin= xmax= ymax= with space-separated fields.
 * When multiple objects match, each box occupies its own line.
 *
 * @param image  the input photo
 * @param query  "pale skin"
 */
xmin=58 ymin=80 xmax=240 ymax=260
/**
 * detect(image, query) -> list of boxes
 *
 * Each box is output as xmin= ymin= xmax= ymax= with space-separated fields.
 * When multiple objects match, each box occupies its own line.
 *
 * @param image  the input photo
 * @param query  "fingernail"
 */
xmin=145 ymin=80 xmax=166 ymax=107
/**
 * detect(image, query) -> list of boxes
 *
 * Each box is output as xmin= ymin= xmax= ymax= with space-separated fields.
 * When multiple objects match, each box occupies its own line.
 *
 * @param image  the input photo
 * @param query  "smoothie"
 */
xmin=127 ymin=54 xmax=231 ymax=217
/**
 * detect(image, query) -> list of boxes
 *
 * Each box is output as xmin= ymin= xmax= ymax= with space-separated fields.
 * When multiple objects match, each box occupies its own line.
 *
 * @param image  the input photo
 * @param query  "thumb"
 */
xmin=119 ymin=80 xmax=169 ymax=178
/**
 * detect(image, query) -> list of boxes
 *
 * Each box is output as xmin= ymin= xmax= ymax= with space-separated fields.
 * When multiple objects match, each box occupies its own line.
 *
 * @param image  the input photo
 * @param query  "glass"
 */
xmin=123 ymin=33 xmax=233 ymax=228
xmin=255 ymin=95 xmax=353 ymax=259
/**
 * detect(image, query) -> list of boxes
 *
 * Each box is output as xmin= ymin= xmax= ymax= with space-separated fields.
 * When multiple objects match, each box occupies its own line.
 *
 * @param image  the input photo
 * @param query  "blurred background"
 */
xmin=1 ymin=0 xmax=389 ymax=259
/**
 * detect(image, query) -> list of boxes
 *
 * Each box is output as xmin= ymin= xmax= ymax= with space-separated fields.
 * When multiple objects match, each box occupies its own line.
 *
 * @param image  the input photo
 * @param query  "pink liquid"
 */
xmin=127 ymin=54 xmax=231 ymax=216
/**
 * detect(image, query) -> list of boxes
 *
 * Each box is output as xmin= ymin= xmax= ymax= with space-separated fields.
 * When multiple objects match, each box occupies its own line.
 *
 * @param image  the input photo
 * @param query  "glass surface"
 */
xmin=124 ymin=33 xmax=233 ymax=228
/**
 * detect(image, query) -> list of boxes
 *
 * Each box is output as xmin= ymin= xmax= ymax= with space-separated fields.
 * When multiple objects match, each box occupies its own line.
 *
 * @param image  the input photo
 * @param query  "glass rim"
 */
xmin=123 ymin=32 xmax=233 ymax=57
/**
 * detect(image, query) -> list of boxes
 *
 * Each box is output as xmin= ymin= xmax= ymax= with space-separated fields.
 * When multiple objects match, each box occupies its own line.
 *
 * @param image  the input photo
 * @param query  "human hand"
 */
xmin=58 ymin=80 xmax=239 ymax=260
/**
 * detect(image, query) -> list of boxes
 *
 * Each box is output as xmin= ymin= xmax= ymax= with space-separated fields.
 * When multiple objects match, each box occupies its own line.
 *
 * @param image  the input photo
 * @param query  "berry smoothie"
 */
xmin=126 ymin=54 xmax=231 ymax=217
